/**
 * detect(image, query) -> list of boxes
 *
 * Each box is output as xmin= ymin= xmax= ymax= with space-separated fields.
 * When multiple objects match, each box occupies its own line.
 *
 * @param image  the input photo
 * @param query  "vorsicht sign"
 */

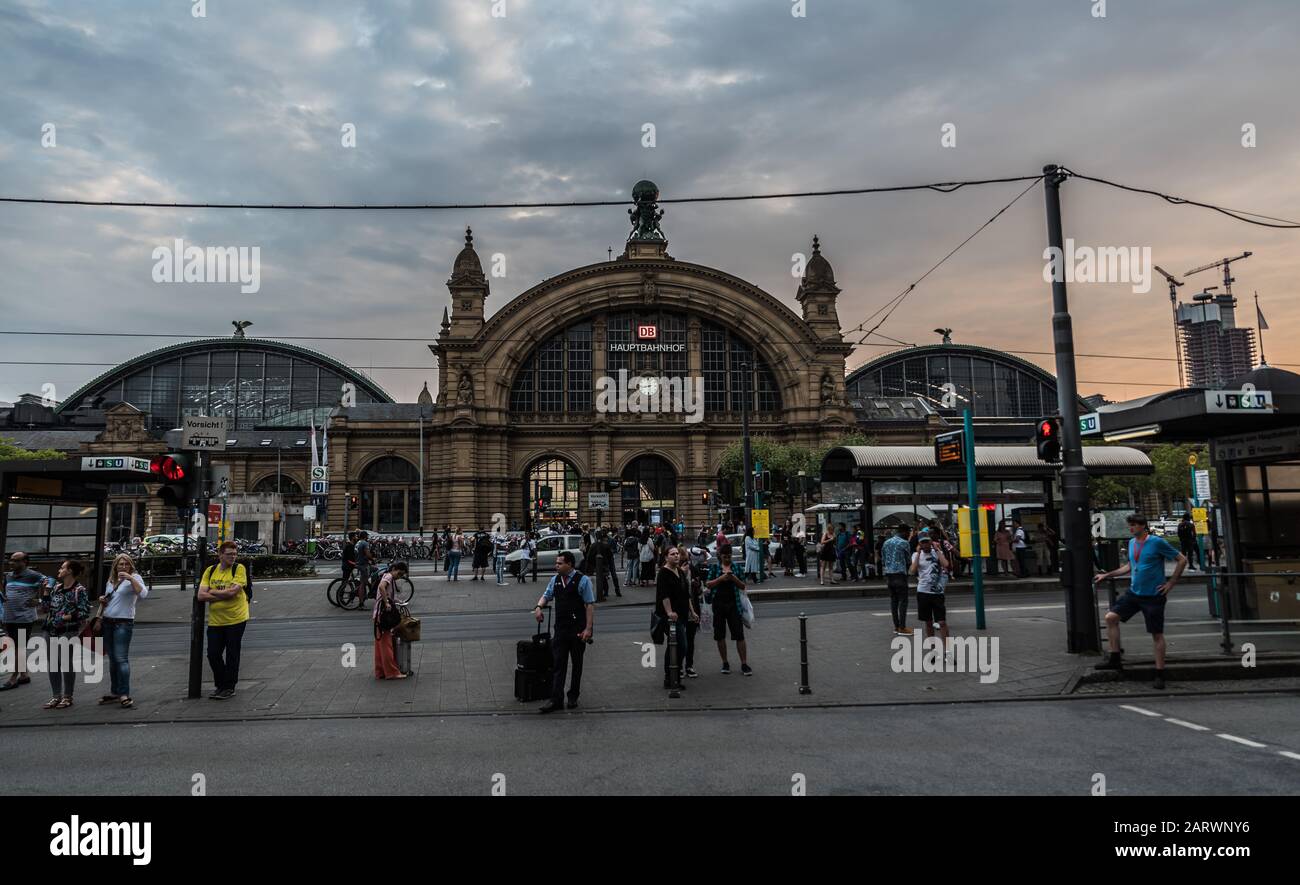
xmin=182 ymin=415 xmax=228 ymax=451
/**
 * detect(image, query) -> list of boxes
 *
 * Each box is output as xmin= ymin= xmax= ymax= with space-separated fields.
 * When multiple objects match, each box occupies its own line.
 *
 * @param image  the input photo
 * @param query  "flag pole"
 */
xmin=1255 ymin=291 xmax=1267 ymax=366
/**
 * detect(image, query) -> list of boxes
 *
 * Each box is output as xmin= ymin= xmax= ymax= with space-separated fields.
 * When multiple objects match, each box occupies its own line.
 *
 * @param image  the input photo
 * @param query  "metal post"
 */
xmin=963 ymin=410 xmax=986 ymax=629
xmin=1214 ymin=568 xmax=1233 ymax=655
xmin=1043 ymin=165 xmax=1101 ymax=653
xmin=798 ymin=612 xmax=812 ymax=694
xmin=666 ymin=618 xmax=681 ymax=697
xmin=186 ymin=453 xmax=204 ymax=699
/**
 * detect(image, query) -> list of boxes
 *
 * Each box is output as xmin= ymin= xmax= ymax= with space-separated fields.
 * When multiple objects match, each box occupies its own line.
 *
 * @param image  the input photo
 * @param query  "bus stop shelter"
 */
xmin=1088 ymin=365 xmax=1300 ymax=622
xmin=820 ymin=444 xmax=1152 ymax=573
xmin=0 ymin=455 xmax=160 ymax=591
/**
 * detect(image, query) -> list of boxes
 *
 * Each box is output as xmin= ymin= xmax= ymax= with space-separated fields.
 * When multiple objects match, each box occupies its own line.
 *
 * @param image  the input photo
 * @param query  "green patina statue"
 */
xmin=628 ymin=179 xmax=666 ymax=241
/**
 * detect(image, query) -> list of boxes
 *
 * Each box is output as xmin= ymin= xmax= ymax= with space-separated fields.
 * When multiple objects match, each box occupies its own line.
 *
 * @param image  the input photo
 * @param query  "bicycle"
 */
xmin=336 ymin=564 xmax=414 ymax=609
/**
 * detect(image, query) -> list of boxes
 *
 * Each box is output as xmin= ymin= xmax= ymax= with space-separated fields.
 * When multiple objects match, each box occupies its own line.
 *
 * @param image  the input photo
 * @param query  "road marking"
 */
xmin=1279 ymin=751 xmax=1300 ymax=761
xmin=1119 ymin=704 xmax=1162 ymax=717
xmin=1216 ymin=733 xmax=1267 ymax=748
xmin=1164 ymin=718 xmax=1210 ymax=732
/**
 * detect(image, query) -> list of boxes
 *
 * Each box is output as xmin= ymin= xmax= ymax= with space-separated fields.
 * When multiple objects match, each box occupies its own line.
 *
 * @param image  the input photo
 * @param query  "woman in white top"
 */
xmin=100 ymin=553 xmax=149 ymax=708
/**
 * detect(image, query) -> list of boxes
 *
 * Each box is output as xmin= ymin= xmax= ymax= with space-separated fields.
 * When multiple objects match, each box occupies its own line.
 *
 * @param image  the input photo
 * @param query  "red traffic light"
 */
xmin=1039 ymin=420 xmax=1054 ymax=437
xmin=150 ymin=454 xmax=186 ymax=482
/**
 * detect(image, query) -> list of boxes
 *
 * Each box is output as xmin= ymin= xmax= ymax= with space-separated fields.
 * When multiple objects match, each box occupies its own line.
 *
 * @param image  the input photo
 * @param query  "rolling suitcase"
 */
xmin=514 ymin=609 xmax=554 ymax=702
xmin=516 ymin=608 xmax=552 ymax=670
xmin=393 ymin=635 xmax=413 ymax=676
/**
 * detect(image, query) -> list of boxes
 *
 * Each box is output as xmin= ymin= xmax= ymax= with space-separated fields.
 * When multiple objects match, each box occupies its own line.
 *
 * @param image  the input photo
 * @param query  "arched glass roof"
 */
xmin=57 ymin=338 xmax=392 ymax=432
xmin=846 ymin=344 xmax=1078 ymax=419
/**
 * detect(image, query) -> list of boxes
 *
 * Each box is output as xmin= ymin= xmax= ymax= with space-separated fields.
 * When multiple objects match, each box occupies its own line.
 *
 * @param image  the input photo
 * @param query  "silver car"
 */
xmin=505 ymin=534 xmax=585 ymax=573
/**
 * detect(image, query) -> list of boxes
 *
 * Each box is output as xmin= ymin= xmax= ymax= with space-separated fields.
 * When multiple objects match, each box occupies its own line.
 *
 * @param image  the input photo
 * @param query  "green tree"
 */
xmin=717 ymin=432 xmax=873 ymax=503
xmin=0 ymin=437 xmax=65 ymax=462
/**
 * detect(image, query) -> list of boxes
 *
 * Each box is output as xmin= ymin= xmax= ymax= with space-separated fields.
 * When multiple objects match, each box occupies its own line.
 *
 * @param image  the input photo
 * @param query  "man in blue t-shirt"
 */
xmin=881 ymin=525 xmax=914 ymax=636
xmin=1093 ymin=514 xmax=1187 ymax=689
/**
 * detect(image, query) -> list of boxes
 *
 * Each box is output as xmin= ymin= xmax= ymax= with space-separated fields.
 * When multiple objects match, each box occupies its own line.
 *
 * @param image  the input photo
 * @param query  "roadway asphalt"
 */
xmin=5 ymin=694 xmax=1296 ymax=795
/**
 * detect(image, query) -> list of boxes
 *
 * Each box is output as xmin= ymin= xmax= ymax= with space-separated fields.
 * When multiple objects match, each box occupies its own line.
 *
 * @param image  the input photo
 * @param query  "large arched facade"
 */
xmin=404 ymin=199 xmax=859 ymax=531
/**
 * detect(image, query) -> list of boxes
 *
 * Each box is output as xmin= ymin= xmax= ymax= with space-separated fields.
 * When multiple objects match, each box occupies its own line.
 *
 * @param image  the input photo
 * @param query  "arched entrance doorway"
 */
xmin=621 ymin=455 xmax=676 ymax=526
xmin=524 ymin=456 xmax=579 ymax=527
xmin=358 ymin=456 xmax=421 ymax=533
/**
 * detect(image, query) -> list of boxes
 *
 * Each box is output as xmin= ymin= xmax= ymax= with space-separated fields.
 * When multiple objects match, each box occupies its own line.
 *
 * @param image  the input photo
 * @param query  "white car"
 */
xmin=504 ymin=534 xmax=585 ymax=572
xmin=706 ymin=534 xmax=746 ymax=565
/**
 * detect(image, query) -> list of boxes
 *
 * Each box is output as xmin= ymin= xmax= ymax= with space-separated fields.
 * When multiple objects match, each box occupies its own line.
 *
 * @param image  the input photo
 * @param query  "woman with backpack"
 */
xmin=373 ymin=561 xmax=411 ymax=680
xmin=41 ymin=559 xmax=90 ymax=710
xmin=638 ymin=528 xmax=656 ymax=586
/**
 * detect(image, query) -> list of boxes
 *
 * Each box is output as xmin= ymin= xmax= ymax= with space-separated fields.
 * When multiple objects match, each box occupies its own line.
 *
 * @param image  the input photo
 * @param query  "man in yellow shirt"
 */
xmin=198 ymin=540 xmax=249 ymax=700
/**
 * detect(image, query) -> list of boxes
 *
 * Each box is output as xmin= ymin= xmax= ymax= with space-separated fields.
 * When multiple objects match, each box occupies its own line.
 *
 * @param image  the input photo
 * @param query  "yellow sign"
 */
xmin=957 ymin=506 xmax=991 ymax=557
xmin=1188 ymin=453 xmax=1198 ymax=466
xmin=1192 ymin=507 xmax=1209 ymax=535
xmin=751 ymin=509 xmax=770 ymax=539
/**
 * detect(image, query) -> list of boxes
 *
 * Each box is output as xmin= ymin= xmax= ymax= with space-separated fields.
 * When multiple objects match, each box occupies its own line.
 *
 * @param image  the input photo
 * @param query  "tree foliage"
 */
xmin=717 ymin=432 xmax=874 ymax=497
xmin=0 ymin=437 xmax=65 ymax=462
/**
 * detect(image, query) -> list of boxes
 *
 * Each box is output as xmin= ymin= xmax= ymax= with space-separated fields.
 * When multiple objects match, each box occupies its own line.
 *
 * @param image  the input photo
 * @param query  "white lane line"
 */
xmin=1165 ymin=718 xmax=1211 ymax=732
xmin=1217 ymin=733 xmax=1268 ymax=749
xmin=1119 ymin=704 xmax=1162 ymax=717
xmin=1279 ymin=751 xmax=1300 ymax=761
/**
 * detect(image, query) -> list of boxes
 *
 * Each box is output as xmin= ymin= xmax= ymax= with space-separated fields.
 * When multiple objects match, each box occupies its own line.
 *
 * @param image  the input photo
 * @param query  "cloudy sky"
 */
xmin=2 ymin=0 xmax=1297 ymax=407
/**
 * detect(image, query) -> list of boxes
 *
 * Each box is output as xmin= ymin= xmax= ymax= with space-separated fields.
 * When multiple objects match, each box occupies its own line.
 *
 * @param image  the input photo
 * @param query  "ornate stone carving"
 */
xmin=456 ymin=371 xmax=474 ymax=406
xmin=627 ymin=179 xmax=666 ymax=241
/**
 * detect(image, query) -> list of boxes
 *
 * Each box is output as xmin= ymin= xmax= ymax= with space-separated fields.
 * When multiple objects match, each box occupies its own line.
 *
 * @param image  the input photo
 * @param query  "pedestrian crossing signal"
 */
xmin=1036 ymin=417 xmax=1061 ymax=462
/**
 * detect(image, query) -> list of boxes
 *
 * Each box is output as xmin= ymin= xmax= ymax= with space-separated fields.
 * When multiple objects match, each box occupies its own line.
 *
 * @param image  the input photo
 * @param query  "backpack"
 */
xmin=201 ymin=562 xmax=253 ymax=602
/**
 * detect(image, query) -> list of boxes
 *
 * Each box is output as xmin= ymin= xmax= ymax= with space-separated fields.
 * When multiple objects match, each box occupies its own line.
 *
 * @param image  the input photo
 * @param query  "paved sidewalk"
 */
xmin=1 ymin=593 xmax=1287 ymax=728
xmin=130 ymin=567 xmax=1173 ymax=623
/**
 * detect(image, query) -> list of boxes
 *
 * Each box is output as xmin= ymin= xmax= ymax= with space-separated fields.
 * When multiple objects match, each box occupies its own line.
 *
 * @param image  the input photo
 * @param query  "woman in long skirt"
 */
xmin=373 ymin=562 xmax=410 ymax=680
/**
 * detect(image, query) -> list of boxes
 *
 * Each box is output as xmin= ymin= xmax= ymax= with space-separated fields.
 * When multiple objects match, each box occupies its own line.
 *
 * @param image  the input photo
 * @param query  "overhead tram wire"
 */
xmin=843 ymin=177 xmax=1044 ymax=346
xmin=0 ymin=174 xmax=1047 ymax=211
xmin=1064 ymin=168 xmax=1300 ymax=229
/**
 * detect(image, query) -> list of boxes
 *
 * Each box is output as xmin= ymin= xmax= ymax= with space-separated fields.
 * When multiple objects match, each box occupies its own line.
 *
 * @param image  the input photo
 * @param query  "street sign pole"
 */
xmin=187 ymin=451 xmax=206 ymax=700
xmin=963 ymin=410 xmax=986 ymax=629
xmin=1043 ymin=165 xmax=1101 ymax=654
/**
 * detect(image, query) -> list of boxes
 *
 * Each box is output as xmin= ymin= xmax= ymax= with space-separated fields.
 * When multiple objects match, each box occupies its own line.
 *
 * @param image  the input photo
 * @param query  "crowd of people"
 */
xmin=2 ymin=549 xmax=148 ymax=712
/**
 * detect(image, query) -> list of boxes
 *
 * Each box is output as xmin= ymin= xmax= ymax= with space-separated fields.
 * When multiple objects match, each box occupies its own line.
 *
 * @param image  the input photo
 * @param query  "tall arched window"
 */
xmin=251 ymin=475 xmax=303 ymax=496
xmin=359 ymin=457 xmax=421 ymax=534
xmin=525 ymin=457 xmax=579 ymax=525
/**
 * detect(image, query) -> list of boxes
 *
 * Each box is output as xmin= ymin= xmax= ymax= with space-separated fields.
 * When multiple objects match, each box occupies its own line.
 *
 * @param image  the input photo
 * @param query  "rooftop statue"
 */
xmin=627 ymin=179 xmax=666 ymax=241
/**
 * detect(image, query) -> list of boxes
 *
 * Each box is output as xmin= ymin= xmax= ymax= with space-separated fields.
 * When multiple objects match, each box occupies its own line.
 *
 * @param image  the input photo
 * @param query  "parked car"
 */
xmin=504 ymin=533 xmax=585 ymax=573
xmin=706 ymin=534 xmax=746 ymax=565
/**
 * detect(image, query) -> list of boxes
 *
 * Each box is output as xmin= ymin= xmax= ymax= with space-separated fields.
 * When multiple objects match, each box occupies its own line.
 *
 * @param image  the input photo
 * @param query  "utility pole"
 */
xmin=1043 ymin=165 xmax=1100 ymax=654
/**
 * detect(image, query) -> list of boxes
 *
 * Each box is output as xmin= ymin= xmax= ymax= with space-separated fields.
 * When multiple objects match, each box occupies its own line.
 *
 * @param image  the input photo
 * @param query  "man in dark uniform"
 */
xmin=533 ymin=551 xmax=595 ymax=713
xmin=588 ymin=530 xmax=622 ymax=601
xmin=341 ymin=531 xmax=357 ymax=588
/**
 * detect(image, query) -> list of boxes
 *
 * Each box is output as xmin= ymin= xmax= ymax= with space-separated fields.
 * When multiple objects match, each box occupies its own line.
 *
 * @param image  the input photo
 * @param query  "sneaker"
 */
xmin=720 ymin=662 xmax=731 ymax=675
xmin=208 ymin=690 xmax=223 ymax=699
xmin=685 ymin=667 xmax=699 ymax=679
xmin=1153 ymin=671 xmax=1166 ymax=690
xmin=212 ymin=689 xmax=234 ymax=700
xmin=897 ymin=626 xmax=914 ymax=635
xmin=741 ymin=664 xmax=753 ymax=676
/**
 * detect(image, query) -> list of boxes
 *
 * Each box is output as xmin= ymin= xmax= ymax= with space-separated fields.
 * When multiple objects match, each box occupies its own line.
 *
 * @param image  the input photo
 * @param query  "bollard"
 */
xmin=666 ymin=619 xmax=681 ymax=698
xmin=1214 ymin=568 xmax=1233 ymax=656
xmin=798 ymin=612 xmax=812 ymax=695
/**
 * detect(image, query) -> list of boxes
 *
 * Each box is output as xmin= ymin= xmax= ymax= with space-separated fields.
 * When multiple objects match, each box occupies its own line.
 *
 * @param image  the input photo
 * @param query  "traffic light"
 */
xmin=701 ymin=490 xmax=710 ymax=505
xmin=540 ymin=485 xmax=552 ymax=506
xmin=1035 ymin=416 xmax=1061 ymax=462
xmin=150 ymin=453 xmax=196 ymax=509
xmin=535 ymin=497 xmax=547 ymax=514
xmin=349 ymin=493 xmax=359 ymax=509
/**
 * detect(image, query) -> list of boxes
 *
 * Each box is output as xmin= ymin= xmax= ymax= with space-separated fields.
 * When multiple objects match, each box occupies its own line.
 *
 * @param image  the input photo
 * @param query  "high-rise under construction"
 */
xmin=1177 ymin=291 xmax=1257 ymax=387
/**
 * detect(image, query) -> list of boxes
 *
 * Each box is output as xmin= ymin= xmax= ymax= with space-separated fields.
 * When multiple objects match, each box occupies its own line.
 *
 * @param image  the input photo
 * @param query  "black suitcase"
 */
xmin=514 ymin=666 xmax=552 ymax=702
xmin=516 ymin=608 xmax=553 ymax=671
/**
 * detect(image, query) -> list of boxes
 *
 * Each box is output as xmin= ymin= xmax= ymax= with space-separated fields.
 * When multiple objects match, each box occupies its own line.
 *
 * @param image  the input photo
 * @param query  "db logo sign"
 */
xmin=636 ymin=324 xmax=658 ymax=340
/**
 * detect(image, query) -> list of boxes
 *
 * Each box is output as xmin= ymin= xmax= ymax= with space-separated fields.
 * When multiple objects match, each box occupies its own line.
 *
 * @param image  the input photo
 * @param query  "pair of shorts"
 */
xmin=712 ymin=606 xmax=744 ymax=642
xmin=917 ymin=592 xmax=946 ymax=624
xmin=1110 ymin=592 xmax=1167 ymax=634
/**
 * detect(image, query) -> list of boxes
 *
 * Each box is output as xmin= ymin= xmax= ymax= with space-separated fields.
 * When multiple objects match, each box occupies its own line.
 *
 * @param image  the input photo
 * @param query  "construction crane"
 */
xmin=1184 ymin=251 xmax=1253 ymax=299
xmin=1153 ymin=266 xmax=1186 ymax=387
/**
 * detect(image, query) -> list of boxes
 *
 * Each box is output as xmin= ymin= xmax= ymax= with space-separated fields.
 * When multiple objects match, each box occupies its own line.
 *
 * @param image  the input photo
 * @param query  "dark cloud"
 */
xmin=1 ymin=0 xmax=1297 ymax=405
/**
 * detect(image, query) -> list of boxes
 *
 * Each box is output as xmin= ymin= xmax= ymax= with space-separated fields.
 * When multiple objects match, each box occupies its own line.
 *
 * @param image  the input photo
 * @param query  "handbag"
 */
xmin=649 ymin=608 xmax=667 ymax=645
xmin=377 ymin=599 xmax=402 ymax=632
xmin=395 ymin=604 xmax=421 ymax=642
xmin=738 ymin=592 xmax=755 ymax=629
